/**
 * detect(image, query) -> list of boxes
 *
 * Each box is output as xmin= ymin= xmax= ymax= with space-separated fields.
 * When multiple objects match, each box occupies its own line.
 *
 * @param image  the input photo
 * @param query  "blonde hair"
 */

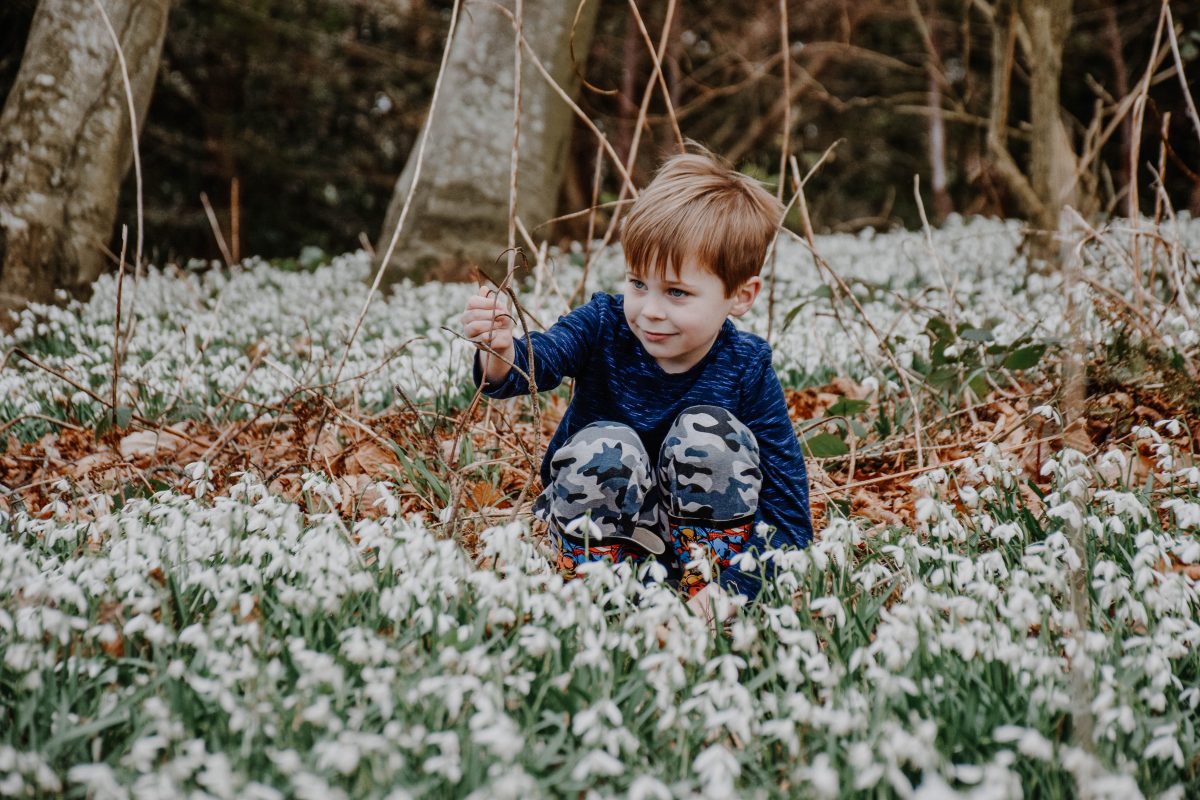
xmin=621 ymin=148 xmax=784 ymax=296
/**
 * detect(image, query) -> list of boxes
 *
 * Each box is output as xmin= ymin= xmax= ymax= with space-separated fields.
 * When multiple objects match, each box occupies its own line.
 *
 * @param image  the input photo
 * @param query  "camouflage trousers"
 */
xmin=533 ymin=405 xmax=763 ymax=596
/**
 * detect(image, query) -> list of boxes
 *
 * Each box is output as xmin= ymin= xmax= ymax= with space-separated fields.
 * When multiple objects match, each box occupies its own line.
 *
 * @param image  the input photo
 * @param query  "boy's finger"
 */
xmin=463 ymin=308 xmax=513 ymax=327
xmin=465 ymin=295 xmax=505 ymax=312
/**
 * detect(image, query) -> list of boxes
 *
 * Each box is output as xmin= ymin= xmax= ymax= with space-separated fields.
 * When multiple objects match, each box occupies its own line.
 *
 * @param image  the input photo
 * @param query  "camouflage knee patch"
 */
xmin=657 ymin=405 xmax=762 ymax=524
xmin=538 ymin=421 xmax=652 ymax=537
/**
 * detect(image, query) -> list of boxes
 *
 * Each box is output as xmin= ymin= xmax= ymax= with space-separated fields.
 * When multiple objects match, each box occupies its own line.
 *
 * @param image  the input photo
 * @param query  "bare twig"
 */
xmin=449 ymin=0 xmax=528 ymax=541
xmin=912 ymin=175 xmax=960 ymax=326
xmin=786 ymin=157 xmax=926 ymax=469
xmin=569 ymin=138 xmax=608 ymax=308
xmin=110 ymin=226 xmax=128 ymax=417
xmin=200 ymin=191 xmax=234 ymax=267
xmin=1163 ymin=1 xmax=1200 ymax=151
xmin=0 ymin=414 xmax=85 ymax=438
xmin=626 ymin=0 xmax=684 ymax=149
xmin=572 ymin=0 xmax=675 ymax=303
xmin=12 ymin=349 xmax=210 ymax=449
xmin=311 ymin=0 xmax=464 ymax=463
xmin=231 ymin=177 xmax=241 ymax=264
xmin=766 ymin=0 xmax=791 ymax=344
xmin=90 ymin=0 xmax=143 ymax=274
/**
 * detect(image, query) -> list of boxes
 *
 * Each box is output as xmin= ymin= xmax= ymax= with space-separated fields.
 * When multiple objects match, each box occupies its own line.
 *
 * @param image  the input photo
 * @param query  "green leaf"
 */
xmin=177 ymin=403 xmax=205 ymax=420
xmin=927 ymin=365 xmax=960 ymax=391
xmin=802 ymin=432 xmax=850 ymax=458
xmin=115 ymin=406 xmax=133 ymax=431
xmin=781 ymin=302 xmax=808 ymax=333
xmin=968 ymin=371 xmax=990 ymax=399
xmin=826 ymin=397 xmax=869 ymax=417
xmin=1003 ymin=344 xmax=1046 ymax=370
xmin=959 ymin=327 xmax=994 ymax=342
xmin=925 ymin=315 xmax=953 ymax=343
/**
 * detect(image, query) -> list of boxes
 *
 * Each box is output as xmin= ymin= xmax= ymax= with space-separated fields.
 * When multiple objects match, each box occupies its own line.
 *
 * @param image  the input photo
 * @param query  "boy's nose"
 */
xmin=642 ymin=296 xmax=666 ymax=319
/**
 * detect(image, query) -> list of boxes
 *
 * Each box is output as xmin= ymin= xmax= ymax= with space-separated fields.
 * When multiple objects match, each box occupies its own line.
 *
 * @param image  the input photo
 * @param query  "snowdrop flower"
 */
xmin=992 ymin=726 xmax=1054 ymax=761
xmin=1155 ymin=418 xmax=1182 ymax=437
xmin=1031 ymin=405 xmax=1061 ymax=423
xmin=796 ymin=752 xmax=839 ymax=800
xmin=183 ymin=461 xmax=213 ymax=498
xmin=570 ymin=750 xmax=623 ymax=781
xmin=421 ymin=731 xmax=462 ymax=783
xmin=67 ymin=764 xmax=127 ymax=800
xmin=627 ymin=775 xmax=673 ymax=800
xmin=810 ymin=596 xmax=846 ymax=628
xmin=301 ymin=472 xmax=342 ymax=506
xmin=564 ymin=514 xmax=605 ymax=541
xmin=693 ymin=743 xmax=740 ymax=799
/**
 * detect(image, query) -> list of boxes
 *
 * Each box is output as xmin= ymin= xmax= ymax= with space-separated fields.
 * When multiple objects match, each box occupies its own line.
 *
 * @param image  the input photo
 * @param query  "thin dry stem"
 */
xmin=766 ymin=0 xmax=791 ymax=344
xmin=574 ymin=0 xmax=676 ymax=300
xmin=311 ymin=0 xmax=463 ymax=463
xmin=786 ymin=159 xmax=926 ymax=470
xmin=912 ymin=174 xmax=960 ymax=327
xmin=626 ymin=0 xmax=684 ymax=149
xmin=1163 ymin=1 xmax=1200 ymax=150
xmin=90 ymin=0 xmax=143 ymax=274
xmin=200 ymin=191 xmax=234 ymax=267
xmin=110 ymin=226 xmax=128 ymax=417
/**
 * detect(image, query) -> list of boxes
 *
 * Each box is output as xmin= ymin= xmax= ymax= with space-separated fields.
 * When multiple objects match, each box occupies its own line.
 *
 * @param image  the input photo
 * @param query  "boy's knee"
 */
xmin=658 ymin=405 xmax=761 ymax=523
xmin=554 ymin=422 xmax=648 ymax=479
xmin=545 ymin=421 xmax=652 ymax=522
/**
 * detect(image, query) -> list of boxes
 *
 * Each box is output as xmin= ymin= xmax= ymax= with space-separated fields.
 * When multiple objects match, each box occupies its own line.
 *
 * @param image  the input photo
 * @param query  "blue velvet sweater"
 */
xmin=472 ymin=292 xmax=813 ymax=593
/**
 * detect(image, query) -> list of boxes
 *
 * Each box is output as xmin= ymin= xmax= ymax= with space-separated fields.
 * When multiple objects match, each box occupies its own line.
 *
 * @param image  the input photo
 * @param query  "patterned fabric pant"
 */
xmin=532 ymin=405 xmax=763 ymax=596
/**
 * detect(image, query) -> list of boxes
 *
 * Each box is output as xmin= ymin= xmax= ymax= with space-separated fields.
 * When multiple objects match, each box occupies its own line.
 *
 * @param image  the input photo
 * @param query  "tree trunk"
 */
xmin=375 ymin=0 xmax=599 ymax=286
xmin=0 ymin=0 xmax=170 ymax=317
xmin=1020 ymin=0 xmax=1074 ymax=235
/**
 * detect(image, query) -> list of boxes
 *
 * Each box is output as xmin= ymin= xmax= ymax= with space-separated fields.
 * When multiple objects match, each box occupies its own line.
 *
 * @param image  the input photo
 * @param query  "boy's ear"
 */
xmin=729 ymin=276 xmax=762 ymax=317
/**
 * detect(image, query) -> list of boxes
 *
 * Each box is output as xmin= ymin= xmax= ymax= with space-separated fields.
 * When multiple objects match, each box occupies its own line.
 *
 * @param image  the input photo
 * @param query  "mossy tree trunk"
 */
xmin=376 ymin=0 xmax=599 ymax=287
xmin=0 ymin=0 xmax=170 ymax=318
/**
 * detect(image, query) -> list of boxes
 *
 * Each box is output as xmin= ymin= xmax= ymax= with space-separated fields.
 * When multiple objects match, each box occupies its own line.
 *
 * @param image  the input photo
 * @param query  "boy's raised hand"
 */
xmin=461 ymin=285 xmax=516 ymax=385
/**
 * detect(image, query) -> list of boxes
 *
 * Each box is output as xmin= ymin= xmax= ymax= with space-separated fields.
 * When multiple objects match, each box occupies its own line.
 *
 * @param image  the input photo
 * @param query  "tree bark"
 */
xmin=375 ymin=0 xmax=599 ymax=286
xmin=1020 ymin=0 xmax=1075 ymax=235
xmin=0 ymin=0 xmax=170 ymax=317
xmin=986 ymin=0 xmax=1044 ymax=220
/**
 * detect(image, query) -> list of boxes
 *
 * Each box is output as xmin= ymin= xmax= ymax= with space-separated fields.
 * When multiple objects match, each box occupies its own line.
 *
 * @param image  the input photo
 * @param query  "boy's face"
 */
xmin=623 ymin=256 xmax=761 ymax=374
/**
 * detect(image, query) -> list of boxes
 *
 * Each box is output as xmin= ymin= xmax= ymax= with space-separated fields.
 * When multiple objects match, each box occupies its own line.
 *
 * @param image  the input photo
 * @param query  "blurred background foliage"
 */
xmin=1 ymin=0 xmax=1197 ymax=264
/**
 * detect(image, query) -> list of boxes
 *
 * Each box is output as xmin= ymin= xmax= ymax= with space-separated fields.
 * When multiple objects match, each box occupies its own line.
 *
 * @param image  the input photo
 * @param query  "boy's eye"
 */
xmin=667 ymin=288 xmax=688 ymax=298
xmin=629 ymin=278 xmax=646 ymax=290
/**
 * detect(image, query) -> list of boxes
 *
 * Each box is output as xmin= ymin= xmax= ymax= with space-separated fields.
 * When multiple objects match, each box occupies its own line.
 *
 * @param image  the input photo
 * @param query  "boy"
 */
xmin=460 ymin=149 xmax=813 ymax=611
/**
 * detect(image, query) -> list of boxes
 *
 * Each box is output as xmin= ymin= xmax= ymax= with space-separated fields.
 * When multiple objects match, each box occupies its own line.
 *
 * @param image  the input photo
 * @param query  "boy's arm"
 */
xmin=718 ymin=346 xmax=813 ymax=596
xmin=741 ymin=348 xmax=814 ymax=549
xmin=472 ymin=294 xmax=605 ymax=399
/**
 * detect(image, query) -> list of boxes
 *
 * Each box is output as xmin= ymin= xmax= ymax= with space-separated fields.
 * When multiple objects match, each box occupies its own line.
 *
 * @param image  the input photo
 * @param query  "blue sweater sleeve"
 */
xmin=742 ymin=347 xmax=814 ymax=550
xmin=472 ymin=293 xmax=604 ymax=398
xmin=718 ymin=345 xmax=814 ymax=597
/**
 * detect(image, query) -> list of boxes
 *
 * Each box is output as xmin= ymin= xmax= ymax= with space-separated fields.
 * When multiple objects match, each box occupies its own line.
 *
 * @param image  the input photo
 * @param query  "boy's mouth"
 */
xmin=641 ymin=330 xmax=674 ymax=343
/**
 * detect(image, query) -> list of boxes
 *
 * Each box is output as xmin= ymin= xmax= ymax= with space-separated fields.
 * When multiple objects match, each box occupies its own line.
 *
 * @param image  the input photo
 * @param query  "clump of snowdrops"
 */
xmin=2 ymin=217 xmax=1200 ymax=797
xmin=6 ymin=215 xmax=1198 ymax=442
xmin=2 ymin=430 xmax=1198 ymax=798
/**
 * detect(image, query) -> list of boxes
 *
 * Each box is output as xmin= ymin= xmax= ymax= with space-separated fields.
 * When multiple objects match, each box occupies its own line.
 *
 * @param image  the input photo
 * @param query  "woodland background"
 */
xmin=1 ymin=0 xmax=1197 ymax=270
